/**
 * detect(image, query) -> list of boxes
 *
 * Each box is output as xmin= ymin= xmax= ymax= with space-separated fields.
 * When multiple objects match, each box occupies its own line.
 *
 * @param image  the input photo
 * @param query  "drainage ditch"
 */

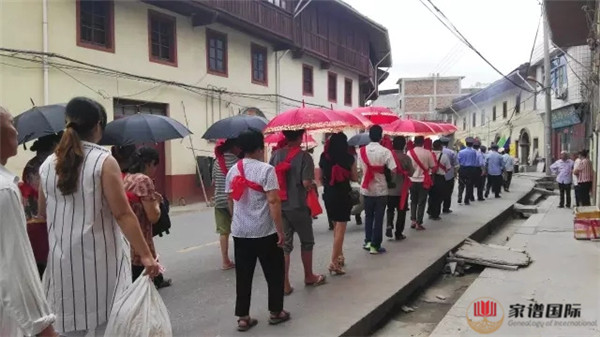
xmin=371 ymin=188 xmax=548 ymax=337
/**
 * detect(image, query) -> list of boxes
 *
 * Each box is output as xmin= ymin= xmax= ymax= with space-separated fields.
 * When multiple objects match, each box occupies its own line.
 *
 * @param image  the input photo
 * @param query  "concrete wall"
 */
xmin=0 ymin=0 xmax=362 ymax=202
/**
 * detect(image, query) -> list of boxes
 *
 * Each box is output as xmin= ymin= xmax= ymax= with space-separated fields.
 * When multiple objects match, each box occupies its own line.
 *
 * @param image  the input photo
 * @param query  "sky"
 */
xmin=344 ymin=0 xmax=543 ymax=89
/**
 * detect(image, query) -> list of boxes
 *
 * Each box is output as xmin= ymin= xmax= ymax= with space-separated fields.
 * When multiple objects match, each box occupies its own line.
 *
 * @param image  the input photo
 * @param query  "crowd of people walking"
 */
xmin=1 ymin=96 xmax=595 ymax=335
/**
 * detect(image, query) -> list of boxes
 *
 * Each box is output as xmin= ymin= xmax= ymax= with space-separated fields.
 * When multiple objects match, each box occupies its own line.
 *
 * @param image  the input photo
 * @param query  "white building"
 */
xmin=0 ymin=0 xmax=391 ymax=203
xmin=440 ymin=45 xmax=591 ymax=167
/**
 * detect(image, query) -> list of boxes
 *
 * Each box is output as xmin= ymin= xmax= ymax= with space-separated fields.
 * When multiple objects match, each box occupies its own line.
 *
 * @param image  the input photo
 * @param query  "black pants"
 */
xmin=558 ymin=183 xmax=572 ymax=207
xmin=504 ymin=171 xmax=513 ymax=191
xmin=577 ymin=182 xmax=592 ymax=206
xmin=410 ymin=182 xmax=429 ymax=224
xmin=132 ymin=265 xmax=167 ymax=288
xmin=487 ymin=175 xmax=503 ymax=197
xmin=459 ymin=167 xmax=476 ymax=203
xmin=428 ymin=175 xmax=447 ymax=218
xmin=443 ymin=179 xmax=454 ymax=212
xmin=387 ymin=195 xmax=407 ymax=237
xmin=574 ymin=185 xmax=581 ymax=206
xmin=364 ymin=196 xmax=387 ymax=249
xmin=475 ymin=168 xmax=484 ymax=200
xmin=234 ymin=233 xmax=284 ymax=317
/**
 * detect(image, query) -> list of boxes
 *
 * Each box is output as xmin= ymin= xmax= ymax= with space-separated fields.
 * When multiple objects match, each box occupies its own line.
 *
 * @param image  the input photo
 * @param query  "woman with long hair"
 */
xmin=38 ymin=97 xmax=160 ymax=336
xmin=124 ymin=147 xmax=172 ymax=288
xmin=319 ymin=133 xmax=358 ymax=274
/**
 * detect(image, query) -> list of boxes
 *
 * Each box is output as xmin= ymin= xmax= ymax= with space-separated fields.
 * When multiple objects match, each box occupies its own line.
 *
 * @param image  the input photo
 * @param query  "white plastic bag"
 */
xmin=105 ymin=275 xmax=173 ymax=337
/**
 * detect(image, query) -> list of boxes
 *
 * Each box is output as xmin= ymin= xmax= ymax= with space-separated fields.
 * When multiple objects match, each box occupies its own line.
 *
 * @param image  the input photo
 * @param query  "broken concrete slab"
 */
xmin=451 ymin=238 xmax=531 ymax=269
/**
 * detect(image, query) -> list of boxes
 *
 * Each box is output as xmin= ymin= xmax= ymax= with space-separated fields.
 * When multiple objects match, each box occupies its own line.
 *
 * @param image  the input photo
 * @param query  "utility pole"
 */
xmin=543 ymin=10 xmax=552 ymax=175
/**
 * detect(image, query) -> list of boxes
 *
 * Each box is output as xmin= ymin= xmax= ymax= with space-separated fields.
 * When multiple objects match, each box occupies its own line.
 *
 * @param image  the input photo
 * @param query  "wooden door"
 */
xmin=113 ymin=99 xmax=168 ymax=196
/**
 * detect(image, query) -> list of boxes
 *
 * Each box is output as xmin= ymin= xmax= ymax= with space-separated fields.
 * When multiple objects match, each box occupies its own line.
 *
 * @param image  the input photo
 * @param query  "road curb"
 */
xmin=341 ymin=183 xmax=538 ymax=336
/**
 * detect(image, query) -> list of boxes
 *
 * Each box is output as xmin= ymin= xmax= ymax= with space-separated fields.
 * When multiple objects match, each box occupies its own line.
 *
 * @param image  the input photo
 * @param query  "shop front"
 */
xmin=551 ymin=103 xmax=588 ymax=160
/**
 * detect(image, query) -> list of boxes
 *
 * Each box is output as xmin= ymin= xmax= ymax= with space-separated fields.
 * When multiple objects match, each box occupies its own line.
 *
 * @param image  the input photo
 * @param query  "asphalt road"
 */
xmin=154 ymin=204 xmax=361 ymax=336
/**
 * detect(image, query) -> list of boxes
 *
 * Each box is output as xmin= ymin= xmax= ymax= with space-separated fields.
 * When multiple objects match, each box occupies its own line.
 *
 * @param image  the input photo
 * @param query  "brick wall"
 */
xmin=404 ymin=80 xmax=435 ymax=95
xmin=436 ymin=79 xmax=461 ymax=95
xmin=405 ymin=96 xmax=431 ymax=113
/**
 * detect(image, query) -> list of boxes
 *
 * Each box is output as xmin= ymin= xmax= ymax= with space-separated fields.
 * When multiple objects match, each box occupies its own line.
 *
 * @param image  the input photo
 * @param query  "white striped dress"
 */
xmin=39 ymin=141 xmax=131 ymax=333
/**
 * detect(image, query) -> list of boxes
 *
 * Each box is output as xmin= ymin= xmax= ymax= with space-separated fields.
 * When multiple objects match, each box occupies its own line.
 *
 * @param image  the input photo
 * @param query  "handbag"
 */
xmin=306 ymin=189 xmax=323 ymax=217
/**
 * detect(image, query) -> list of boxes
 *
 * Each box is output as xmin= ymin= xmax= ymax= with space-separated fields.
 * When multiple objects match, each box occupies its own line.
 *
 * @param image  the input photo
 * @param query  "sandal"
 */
xmin=416 ymin=225 xmax=426 ymax=231
xmin=156 ymin=278 xmax=173 ymax=289
xmin=284 ymin=287 xmax=294 ymax=296
xmin=410 ymin=221 xmax=417 ymax=229
xmin=269 ymin=310 xmax=291 ymax=325
xmin=221 ymin=262 xmax=235 ymax=270
xmin=237 ymin=317 xmax=258 ymax=332
xmin=305 ymin=274 xmax=327 ymax=286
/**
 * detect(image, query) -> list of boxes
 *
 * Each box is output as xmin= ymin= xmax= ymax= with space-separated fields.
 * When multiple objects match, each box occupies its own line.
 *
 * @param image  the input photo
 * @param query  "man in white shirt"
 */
xmin=358 ymin=126 xmax=396 ymax=254
xmin=408 ymin=136 xmax=435 ymax=230
xmin=500 ymin=148 xmax=515 ymax=192
xmin=428 ymin=140 xmax=451 ymax=220
xmin=0 ymin=107 xmax=58 ymax=337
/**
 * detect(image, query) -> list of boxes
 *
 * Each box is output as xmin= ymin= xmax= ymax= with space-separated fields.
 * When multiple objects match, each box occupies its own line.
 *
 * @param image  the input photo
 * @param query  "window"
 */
xmin=207 ymin=29 xmax=227 ymax=76
xmin=302 ymin=65 xmax=313 ymax=96
xmin=399 ymin=99 xmax=403 ymax=110
xmin=344 ymin=78 xmax=352 ymax=106
xmin=481 ymin=110 xmax=485 ymax=126
xmin=492 ymin=106 xmax=497 ymax=121
xmin=533 ymin=137 xmax=539 ymax=151
xmin=551 ymin=54 xmax=568 ymax=98
xmin=328 ymin=72 xmax=337 ymax=102
xmin=502 ymin=101 xmax=508 ymax=118
xmin=76 ymin=0 xmax=114 ymax=52
xmin=462 ymin=118 xmax=466 ymax=130
xmin=251 ymin=44 xmax=267 ymax=85
xmin=148 ymin=10 xmax=177 ymax=66
xmin=515 ymin=94 xmax=521 ymax=113
xmin=472 ymin=112 xmax=476 ymax=128
xmin=264 ymin=0 xmax=288 ymax=10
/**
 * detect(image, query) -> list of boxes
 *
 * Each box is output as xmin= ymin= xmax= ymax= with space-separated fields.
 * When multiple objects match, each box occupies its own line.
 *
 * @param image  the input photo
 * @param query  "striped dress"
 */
xmin=40 ymin=141 xmax=131 ymax=333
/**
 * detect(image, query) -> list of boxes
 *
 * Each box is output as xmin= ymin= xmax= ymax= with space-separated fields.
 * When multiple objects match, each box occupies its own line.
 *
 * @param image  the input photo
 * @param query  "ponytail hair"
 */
xmin=55 ymin=97 xmax=107 ymax=195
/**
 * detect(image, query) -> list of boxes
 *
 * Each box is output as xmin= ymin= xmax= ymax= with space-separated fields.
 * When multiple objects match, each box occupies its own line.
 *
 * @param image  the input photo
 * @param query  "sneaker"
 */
xmin=385 ymin=228 xmax=393 ymax=238
xmin=443 ymin=209 xmax=453 ymax=214
xmin=362 ymin=242 xmax=371 ymax=251
xmin=369 ymin=246 xmax=387 ymax=254
xmin=395 ymin=234 xmax=407 ymax=240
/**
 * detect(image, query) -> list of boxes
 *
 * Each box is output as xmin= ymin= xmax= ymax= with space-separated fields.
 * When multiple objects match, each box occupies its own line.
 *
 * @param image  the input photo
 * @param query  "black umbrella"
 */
xmin=15 ymin=104 xmax=66 ymax=144
xmin=99 ymin=113 xmax=192 ymax=146
xmin=202 ymin=115 xmax=268 ymax=140
xmin=348 ymin=133 xmax=371 ymax=147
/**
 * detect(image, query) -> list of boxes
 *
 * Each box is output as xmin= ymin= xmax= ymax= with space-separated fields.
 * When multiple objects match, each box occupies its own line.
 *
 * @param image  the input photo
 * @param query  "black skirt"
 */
xmin=323 ymin=187 xmax=352 ymax=222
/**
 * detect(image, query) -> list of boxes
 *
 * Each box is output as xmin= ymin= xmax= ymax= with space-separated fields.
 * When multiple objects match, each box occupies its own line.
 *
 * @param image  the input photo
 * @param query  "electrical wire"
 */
xmin=418 ymin=0 xmax=539 ymax=94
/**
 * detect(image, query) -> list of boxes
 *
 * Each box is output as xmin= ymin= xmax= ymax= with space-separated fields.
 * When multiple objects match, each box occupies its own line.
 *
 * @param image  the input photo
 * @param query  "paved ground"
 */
xmin=430 ymin=195 xmax=600 ymax=337
xmin=154 ymin=176 xmax=534 ymax=337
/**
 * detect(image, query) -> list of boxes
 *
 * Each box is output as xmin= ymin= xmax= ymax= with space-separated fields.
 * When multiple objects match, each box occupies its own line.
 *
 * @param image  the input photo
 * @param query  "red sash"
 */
xmin=330 ymin=164 xmax=351 ymax=186
xmin=409 ymin=149 xmax=433 ymax=190
xmin=231 ymin=160 xmax=265 ymax=200
xmin=121 ymin=173 xmax=141 ymax=203
xmin=215 ymin=151 xmax=228 ymax=176
xmin=18 ymin=181 xmax=37 ymax=200
xmin=274 ymin=146 xmax=302 ymax=201
xmin=360 ymin=147 xmax=385 ymax=189
xmin=391 ymin=151 xmax=412 ymax=211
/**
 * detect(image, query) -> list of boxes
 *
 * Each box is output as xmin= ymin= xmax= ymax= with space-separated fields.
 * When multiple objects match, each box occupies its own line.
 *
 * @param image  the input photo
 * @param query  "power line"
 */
xmin=418 ymin=0 xmax=539 ymax=94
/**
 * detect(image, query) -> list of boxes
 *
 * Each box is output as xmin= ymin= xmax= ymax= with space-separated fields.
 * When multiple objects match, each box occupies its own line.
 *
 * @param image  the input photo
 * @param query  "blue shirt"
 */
xmin=458 ymin=147 xmax=478 ymax=167
xmin=503 ymin=154 xmax=514 ymax=172
xmin=442 ymin=147 xmax=457 ymax=181
xmin=476 ymin=151 xmax=485 ymax=168
xmin=486 ymin=151 xmax=504 ymax=176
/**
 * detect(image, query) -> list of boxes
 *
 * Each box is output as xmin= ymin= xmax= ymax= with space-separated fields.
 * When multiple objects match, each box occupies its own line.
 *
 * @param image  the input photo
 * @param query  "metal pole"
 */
xmin=543 ymin=12 xmax=552 ymax=176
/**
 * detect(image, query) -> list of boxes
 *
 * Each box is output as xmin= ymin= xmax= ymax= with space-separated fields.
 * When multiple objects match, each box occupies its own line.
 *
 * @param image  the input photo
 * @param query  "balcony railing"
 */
xmin=204 ymin=0 xmax=293 ymax=41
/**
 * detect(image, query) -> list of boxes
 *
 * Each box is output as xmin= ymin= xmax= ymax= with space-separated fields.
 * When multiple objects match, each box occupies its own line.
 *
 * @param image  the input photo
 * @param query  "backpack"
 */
xmin=153 ymin=197 xmax=172 ymax=237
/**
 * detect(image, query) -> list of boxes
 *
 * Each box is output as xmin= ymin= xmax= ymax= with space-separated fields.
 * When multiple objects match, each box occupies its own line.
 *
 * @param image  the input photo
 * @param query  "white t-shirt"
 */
xmin=358 ymin=142 xmax=397 ymax=197
xmin=225 ymin=158 xmax=280 ymax=238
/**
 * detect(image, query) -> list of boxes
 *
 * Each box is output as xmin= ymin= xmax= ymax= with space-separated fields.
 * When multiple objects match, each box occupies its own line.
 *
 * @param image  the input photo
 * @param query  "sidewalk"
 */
xmin=159 ymin=176 xmax=535 ymax=337
xmin=430 ymin=195 xmax=600 ymax=337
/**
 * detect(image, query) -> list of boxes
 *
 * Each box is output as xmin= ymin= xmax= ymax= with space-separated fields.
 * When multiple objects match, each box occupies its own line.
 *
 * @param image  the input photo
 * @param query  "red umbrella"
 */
xmin=422 ymin=121 xmax=447 ymax=134
xmin=382 ymin=119 xmax=437 ymax=137
xmin=263 ymin=105 xmax=360 ymax=134
xmin=264 ymin=132 xmax=318 ymax=149
xmin=438 ymin=123 xmax=458 ymax=133
xmin=329 ymin=110 xmax=373 ymax=130
xmin=353 ymin=106 xmax=400 ymax=124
